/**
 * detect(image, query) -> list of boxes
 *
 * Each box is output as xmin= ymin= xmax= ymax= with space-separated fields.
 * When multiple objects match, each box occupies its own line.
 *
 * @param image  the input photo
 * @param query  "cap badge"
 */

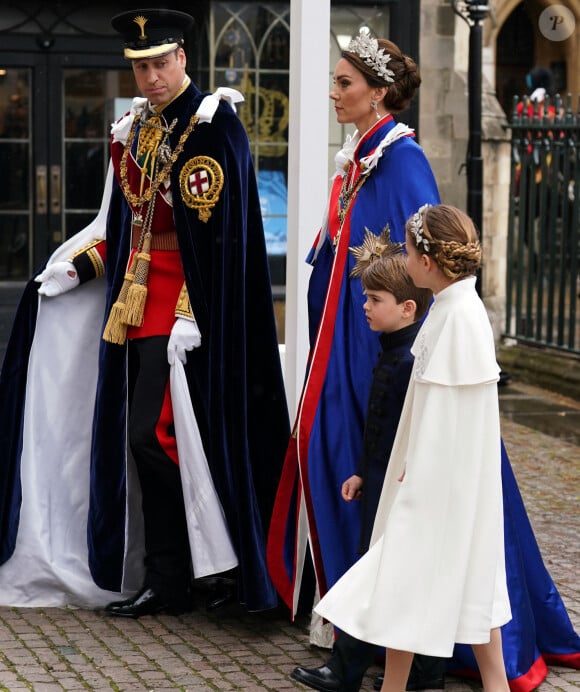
xmin=179 ymin=156 xmax=224 ymax=222
xmin=133 ymin=15 xmax=148 ymax=41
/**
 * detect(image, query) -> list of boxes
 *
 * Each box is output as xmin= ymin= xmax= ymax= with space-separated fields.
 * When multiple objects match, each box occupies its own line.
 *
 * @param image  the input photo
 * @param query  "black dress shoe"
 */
xmin=104 ymin=587 xmax=191 ymax=619
xmin=373 ymin=674 xmax=445 ymax=690
xmin=205 ymin=585 xmax=236 ymax=611
xmin=291 ymin=665 xmax=342 ymax=692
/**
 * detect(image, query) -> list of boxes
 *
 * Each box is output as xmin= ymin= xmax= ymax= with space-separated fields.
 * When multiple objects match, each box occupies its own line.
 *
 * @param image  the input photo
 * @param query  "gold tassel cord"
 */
xmin=102 ymin=302 xmax=129 ymax=345
xmin=123 ymin=231 xmax=152 ymax=327
xmin=122 ymin=191 xmax=156 ymax=329
xmin=120 ymin=126 xmax=160 ymax=330
xmin=104 ymin=111 xmax=197 ymax=345
xmin=102 ymin=253 xmax=138 ymax=344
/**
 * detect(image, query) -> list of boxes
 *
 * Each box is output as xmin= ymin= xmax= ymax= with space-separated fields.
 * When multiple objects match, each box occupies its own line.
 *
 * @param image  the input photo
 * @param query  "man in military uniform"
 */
xmin=0 ymin=8 xmax=289 ymax=617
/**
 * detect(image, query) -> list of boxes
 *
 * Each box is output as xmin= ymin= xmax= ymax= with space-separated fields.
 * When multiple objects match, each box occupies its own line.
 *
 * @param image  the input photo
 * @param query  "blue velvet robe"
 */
xmin=267 ymin=115 xmax=440 ymax=606
xmin=0 ymin=82 xmax=290 ymax=612
xmin=301 ymin=124 xmax=441 ymax=602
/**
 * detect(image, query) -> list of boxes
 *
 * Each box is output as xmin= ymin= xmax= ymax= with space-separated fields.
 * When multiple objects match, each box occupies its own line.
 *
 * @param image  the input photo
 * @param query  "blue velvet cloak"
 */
xmin=268 ymin=116 xmax=440 ymax=606
xmin=0 ymin=82 xmax=290 ymax=612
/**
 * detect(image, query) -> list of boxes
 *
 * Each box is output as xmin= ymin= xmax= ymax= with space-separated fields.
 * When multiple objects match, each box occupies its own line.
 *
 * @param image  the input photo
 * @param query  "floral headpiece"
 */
xmin=347 ymin=31 xmax=395 ymax=84
xmin=408 ymin=204 xmax=432 ymax=252
xmin=349 ymin=224 xmax=404 ymax=277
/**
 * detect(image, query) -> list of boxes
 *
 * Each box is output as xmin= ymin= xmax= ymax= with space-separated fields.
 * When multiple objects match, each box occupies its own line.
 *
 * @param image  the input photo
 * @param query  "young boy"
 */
xmin=292 ymin=250 xmax=443 ymax=691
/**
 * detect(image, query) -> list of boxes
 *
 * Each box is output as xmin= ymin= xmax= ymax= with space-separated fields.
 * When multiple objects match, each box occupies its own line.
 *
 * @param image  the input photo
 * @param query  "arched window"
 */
xmin=209 ymin=3 xmax=290 ymax=286
xmin=208 ymin=2 xmax=392 ymax=293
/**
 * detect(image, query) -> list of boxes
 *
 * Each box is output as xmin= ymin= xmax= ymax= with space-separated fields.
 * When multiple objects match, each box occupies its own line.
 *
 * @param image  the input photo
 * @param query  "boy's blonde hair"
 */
xmin=361 ymin=254 xmax=432 ymax=321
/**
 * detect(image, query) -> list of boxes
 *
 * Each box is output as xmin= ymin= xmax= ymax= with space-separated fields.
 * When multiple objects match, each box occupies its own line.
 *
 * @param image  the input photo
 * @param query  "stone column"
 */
xmin=284 ymin=0 xmax=330 ymax=415
xmin=419 ymin=0 xmax=510 ymax=339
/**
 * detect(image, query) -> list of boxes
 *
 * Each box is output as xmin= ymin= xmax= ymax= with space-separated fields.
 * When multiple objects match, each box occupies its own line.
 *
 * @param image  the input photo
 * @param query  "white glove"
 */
xmin=36 ymin=261 xmax=80 ymax=297
xmin=167 ymin=317 xmax=202 ymax=365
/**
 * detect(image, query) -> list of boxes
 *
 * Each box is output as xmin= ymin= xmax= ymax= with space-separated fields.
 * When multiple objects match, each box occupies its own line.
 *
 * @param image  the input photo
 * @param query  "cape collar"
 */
xmin=433 ymin=276 xmax=477 ymax=303
xmin=333 ymin=116 xmax=415 ymax=179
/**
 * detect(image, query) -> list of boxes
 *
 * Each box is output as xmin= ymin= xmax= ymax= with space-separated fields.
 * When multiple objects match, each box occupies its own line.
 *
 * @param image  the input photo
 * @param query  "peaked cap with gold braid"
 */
xmin=111 ymin=8 xmax=194 ymax=60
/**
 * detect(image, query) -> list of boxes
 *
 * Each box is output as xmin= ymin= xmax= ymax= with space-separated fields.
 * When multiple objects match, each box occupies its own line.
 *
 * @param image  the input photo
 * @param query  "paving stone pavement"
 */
xmin=0 ymin=382 xmax=578 ymax=691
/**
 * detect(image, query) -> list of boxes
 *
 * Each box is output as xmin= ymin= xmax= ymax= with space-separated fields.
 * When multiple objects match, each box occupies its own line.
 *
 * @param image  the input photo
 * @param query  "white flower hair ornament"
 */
xmin=409 ymin=204 xmax=432 ymax=252
xmin=347 ymin=32 xmax=395 ymax=84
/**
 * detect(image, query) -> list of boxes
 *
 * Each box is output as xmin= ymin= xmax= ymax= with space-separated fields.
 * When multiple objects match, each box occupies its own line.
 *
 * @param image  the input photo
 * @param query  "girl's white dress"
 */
xmin=315 ymin=277 xmax=512 ymax=657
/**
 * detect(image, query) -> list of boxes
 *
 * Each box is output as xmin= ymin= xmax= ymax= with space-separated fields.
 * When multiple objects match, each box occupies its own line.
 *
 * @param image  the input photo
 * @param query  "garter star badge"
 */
xmin=179 ymin=156 xmax=224 ymax=222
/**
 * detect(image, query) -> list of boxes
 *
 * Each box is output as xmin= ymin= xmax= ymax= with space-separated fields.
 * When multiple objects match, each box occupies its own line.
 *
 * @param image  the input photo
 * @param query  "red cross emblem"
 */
xmin=189 ymin=169 xmax=209 ymax=195
xmin=179 ymin=156 xmax=224 ymax=222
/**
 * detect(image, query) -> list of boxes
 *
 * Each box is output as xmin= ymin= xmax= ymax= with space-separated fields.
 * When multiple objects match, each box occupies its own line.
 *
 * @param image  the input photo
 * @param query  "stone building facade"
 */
xmin=418 ymin=0 xmax=579 ymax=338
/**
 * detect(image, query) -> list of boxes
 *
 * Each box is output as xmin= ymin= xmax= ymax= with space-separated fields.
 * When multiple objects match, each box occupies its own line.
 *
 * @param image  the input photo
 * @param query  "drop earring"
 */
xmin=371 ymin=100 xmax=380 ymax=120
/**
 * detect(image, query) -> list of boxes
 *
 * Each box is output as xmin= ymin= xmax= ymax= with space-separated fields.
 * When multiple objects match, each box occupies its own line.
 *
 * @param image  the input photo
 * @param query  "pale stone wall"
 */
xmin=419 ymin=0 xmax=510 ymax=340
xmin=418 ymin=1 xmax=466 ymax=211
xmin=481 ymin=79 xmax=511 ymax=341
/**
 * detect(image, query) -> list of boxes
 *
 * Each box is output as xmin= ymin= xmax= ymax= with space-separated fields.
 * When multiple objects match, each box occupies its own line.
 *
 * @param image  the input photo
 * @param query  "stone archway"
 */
xmin=495 ymin=4 xmax=535 ymax=113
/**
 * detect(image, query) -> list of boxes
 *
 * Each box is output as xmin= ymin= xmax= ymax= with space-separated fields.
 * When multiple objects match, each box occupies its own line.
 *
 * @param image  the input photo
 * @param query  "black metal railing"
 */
xmin=506 ymin=93 xmax=580 ymax=354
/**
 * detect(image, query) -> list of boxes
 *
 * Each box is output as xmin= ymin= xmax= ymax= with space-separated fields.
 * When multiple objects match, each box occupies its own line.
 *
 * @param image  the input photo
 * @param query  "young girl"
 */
xmin=315 ymin=204 xmax=512 ymax=692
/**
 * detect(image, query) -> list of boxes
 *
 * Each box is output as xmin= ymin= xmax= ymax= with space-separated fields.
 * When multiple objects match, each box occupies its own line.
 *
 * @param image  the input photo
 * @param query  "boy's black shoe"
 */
xmin=291 ymin=665 xmax=342 ymax=692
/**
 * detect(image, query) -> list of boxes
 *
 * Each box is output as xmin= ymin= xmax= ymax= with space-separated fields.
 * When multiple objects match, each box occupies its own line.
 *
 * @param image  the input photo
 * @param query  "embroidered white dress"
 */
xmin=315 ymin=277 xmax=512 ymax=657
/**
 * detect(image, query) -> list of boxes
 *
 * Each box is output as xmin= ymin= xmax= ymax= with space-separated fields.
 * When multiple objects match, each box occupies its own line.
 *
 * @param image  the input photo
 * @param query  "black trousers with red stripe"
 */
xmin=127 ymin=336 xmax=192 ymax=605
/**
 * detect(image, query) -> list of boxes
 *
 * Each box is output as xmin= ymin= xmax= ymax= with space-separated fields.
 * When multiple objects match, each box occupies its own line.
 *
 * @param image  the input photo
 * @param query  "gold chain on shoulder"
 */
xmin=120 ymin=112 xmax=199 ymax=208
